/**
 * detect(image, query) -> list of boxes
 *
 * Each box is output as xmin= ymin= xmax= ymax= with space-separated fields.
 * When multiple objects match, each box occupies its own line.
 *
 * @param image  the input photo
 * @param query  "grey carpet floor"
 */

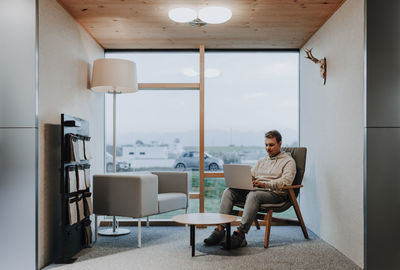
xmin=48 ymin=226 xmax=361 ymax=270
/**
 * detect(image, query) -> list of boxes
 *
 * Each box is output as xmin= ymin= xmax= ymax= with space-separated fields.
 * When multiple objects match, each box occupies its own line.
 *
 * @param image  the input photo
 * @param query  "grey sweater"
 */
xmin=251 ymin=151 xmax=296 ymax=195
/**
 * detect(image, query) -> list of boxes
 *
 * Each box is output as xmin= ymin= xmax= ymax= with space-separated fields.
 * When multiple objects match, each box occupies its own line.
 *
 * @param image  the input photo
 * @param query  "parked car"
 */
xmin=173 ymin=151 xmax=224 ymax=171
xmin=106 ymin=153 xmax=131 ymax=172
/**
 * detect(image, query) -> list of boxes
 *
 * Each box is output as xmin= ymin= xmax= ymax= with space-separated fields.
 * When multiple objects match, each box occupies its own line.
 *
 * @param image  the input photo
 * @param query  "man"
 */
xmin=204 ymin=130 xmax=296 ymax=248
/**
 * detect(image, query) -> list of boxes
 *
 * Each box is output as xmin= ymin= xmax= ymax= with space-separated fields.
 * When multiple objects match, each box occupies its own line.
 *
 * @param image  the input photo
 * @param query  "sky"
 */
xmin=105 ymin=51 xmax=299 ymax=147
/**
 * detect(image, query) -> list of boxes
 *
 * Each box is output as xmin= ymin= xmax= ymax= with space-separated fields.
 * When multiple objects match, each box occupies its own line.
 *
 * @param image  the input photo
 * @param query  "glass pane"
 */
xmin=107 ymin=52 xmax=199 ymax=83
xmin=204 ymin=52 xmax=299 ymax=172
xmin=204 ymin=52 xmax=299 ymax=219
xmin=105 ymin=90 xmax=199 ymax=169
xmin=204 ymin=178 xmax=226 ymax=213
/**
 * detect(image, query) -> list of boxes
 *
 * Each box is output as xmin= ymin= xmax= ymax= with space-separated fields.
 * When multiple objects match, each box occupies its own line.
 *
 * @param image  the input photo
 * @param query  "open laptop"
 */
xmin=223 ymin=164 xmax=259 ymax=190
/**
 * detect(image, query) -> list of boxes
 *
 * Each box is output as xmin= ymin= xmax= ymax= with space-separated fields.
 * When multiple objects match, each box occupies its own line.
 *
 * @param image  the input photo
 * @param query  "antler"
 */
xmin=304 ymin=48 xmax=319 ymax=64
xmin=304 ymin=48 xmax=327 ymax=85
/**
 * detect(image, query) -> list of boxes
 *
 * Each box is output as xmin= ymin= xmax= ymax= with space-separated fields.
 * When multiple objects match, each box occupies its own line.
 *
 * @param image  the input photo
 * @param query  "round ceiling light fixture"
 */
xmin=198 ymin=7 xmax=232 ymax=24
xmin=168 ymin=8 xmax=196 ymax=23
xmin=168 ymin=6 xmax=232 ymax=26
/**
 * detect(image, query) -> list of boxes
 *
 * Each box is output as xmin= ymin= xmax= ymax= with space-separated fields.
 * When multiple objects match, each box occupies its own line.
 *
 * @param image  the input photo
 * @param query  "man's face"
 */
xmin=265 ymin=137 xmax=281 ymax=157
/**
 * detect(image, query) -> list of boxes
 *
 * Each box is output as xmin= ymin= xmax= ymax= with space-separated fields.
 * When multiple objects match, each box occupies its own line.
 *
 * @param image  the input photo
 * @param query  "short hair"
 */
xmin=265 ymin=130 xmax=282 ymax=143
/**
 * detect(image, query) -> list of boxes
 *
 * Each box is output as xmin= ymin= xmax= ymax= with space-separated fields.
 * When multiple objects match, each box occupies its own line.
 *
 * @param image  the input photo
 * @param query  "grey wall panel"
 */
xmin=366 ymin=0 xmax=400 ymax=127
xmin=0 ymin=0 xmax=37 ymax=128
xmin=366 ymin=128 xmax=400 ymax=270
xmin=0 ymin=128 xmax=36 ymax=269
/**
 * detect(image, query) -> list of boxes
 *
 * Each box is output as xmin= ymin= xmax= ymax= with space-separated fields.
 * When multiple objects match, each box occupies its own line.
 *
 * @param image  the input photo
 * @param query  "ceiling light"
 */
xmin=188 ymin=18 xmax=208 ymax=28
xmin=168 ymin=8 xmax=196 ymax=23
xmin=198 ymin=7 xmax=232 ymax=24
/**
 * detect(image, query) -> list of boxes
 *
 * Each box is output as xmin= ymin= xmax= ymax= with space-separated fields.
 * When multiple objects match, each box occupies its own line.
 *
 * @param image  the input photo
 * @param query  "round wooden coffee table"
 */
xmin=173 ymin=213 xmax=237 ymax=257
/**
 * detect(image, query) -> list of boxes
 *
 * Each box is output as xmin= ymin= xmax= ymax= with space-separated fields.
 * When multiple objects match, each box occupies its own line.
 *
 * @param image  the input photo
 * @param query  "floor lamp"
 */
xmin=91 ymin=58 xmax=138 ymax=236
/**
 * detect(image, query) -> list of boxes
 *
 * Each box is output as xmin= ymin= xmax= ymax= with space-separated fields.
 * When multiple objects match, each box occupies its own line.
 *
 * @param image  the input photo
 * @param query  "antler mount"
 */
xmin=305 ymin=48 xmax=327 ymax=85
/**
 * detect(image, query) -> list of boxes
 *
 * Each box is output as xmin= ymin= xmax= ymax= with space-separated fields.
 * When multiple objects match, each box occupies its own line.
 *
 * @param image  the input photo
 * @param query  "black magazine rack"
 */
xmin=56 ymin=114 xmax=93 ymax=263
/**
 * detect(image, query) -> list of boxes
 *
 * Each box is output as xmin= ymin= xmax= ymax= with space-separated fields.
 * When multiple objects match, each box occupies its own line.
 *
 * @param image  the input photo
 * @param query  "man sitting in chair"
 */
xmin=204 ymin=130 xmax=296 ymax=249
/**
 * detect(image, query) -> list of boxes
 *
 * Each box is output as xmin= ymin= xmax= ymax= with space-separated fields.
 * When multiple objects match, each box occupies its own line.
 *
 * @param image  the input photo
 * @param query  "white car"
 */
xmin=105 ymin=153 xmax=131 ymax=172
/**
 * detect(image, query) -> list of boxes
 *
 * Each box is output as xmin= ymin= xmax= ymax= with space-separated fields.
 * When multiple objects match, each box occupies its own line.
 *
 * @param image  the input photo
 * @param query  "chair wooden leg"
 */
xmin=264 ymin=210 xmax=273 ymax=248
xmin=288 ymin=189 xmax=309 ymax=239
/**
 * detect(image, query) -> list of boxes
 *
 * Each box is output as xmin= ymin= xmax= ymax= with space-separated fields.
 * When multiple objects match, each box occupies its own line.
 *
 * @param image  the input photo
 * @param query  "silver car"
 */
xmin=173 ymin=151 xmax=224 ymax=171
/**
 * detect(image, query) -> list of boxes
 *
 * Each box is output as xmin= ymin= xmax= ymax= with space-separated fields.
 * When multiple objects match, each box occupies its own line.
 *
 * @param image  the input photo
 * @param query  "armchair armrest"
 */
xmin=93 ymin=174 xmax=158 ymax=218
xmin=279 ymin=184 xmax=303 ymax=190
xmin=151 ymin=171 xmax=189 ymax=196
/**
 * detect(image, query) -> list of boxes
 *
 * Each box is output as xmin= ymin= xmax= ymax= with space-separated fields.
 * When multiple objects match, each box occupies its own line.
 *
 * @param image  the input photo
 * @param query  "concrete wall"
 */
xmin=38 ymin=0 xmax=104 ymax=268
xmin=299 ymin=0 xmax=364 ymax=268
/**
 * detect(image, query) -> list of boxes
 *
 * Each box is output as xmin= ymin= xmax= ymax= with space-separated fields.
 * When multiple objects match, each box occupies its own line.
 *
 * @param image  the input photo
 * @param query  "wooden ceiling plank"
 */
xmin=57 ymin=0 xmax=345 ymax=49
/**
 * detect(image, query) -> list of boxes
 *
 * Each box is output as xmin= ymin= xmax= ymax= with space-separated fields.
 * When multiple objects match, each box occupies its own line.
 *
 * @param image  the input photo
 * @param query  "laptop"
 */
xmin=223 ymin=164 xmax=259 ymax=190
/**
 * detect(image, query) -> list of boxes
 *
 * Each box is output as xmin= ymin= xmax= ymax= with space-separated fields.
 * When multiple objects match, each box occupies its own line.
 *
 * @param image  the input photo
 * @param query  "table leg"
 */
xmin=226 ymin=223 xmax=231 ymax=250
xmin=190 ymin=225 xmax=195 ymax=257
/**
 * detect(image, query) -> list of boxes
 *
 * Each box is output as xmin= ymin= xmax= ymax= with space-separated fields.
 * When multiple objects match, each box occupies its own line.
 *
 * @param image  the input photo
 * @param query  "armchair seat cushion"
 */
xmin=234 ymin=201 xmax=290 ymax=213
xmin=158 ymin=193 xmax=187 ymax=214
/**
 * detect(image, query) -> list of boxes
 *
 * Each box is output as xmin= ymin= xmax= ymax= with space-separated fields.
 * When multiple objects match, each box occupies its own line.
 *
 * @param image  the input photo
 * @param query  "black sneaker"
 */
xmin=222 ymin=231 xmax=247 ymax=249
xmin=204 ymin=228 xmax=225 ymax=246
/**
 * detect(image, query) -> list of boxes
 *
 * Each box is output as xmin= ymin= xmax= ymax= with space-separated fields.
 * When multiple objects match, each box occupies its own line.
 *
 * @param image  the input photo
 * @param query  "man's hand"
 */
xmin=253 ymin=180 xmax=266 ymax=188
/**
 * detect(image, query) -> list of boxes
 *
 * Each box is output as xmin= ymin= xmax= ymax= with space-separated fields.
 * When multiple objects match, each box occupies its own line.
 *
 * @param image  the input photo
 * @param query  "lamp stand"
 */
xmin=98 ymin=92 xmax=130 ymax=236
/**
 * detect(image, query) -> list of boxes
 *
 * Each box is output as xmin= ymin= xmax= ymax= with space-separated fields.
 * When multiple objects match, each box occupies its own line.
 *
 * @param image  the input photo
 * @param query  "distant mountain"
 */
xmin=107 ymin=128 xmax=299 ymax=147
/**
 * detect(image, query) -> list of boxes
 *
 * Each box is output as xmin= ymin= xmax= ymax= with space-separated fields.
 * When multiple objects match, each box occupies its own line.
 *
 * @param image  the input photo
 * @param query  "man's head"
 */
xmin=265 ymin=130 xmax=282 ymax=157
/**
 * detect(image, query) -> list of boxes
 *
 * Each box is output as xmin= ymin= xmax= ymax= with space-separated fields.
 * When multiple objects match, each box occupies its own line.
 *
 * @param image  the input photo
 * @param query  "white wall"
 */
xmin=299 ymin=0 xmax=364 ymax=268
xmin=38 ymin=0 xmax=104 ymax=268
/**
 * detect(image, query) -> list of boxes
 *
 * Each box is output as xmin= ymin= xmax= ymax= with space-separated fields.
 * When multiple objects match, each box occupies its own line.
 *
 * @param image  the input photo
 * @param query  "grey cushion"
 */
xmin=158 ymin=193 xmax=187 ymax=214
xmin=234 ymin=201 xmax=287 ymax=212
xmin=282 ymin=147 xmax=307 ymax=192
xmin=151 ymin=171 xmax=188 ymax=196
xmin=93 ymin=174 xmax=159 ymax=218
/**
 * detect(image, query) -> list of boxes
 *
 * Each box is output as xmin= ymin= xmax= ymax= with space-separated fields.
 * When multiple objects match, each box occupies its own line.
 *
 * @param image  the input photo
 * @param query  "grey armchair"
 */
xmin=151 ymin=171 xmax=188 ymax=215
xmin=93 ymin=171 xmax=188 ymax=247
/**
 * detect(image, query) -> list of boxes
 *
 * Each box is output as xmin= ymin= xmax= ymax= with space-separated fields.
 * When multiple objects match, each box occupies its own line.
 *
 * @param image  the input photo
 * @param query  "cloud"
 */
xmin=183 ymin=67 xmax=221 ymax=78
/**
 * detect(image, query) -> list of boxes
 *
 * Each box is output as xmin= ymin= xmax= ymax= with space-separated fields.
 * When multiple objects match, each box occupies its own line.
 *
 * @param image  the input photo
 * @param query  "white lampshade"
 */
xmin=91 ymin=58 xmax=138 ymax=93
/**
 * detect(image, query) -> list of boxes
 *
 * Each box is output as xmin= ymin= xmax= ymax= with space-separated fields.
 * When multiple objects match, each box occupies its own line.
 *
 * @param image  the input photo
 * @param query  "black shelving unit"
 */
xmin=56 ymin=114 xmax=92 ymax=263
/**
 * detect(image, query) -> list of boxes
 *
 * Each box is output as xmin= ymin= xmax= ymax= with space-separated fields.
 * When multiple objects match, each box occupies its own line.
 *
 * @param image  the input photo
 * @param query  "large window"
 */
xmin=105 ymin=52 xmax=200 ymax=219
xmin=204 ymin=52 xmax=299 ymax=217
xmin=105 ymin=50 xmax=299 ymax=219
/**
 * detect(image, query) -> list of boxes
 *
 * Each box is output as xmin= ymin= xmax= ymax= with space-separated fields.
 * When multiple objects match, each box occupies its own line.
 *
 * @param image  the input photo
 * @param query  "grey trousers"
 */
xmin=219 ymin=188 xmax=287 ymax=233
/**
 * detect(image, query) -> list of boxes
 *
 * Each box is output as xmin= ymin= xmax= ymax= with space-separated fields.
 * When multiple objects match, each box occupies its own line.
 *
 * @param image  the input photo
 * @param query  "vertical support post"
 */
xmin=95 ymin=215 xmax=98 ymax=242
xmin=226 ymin=223 xmax=231 ymax=249
xmin=199 ymin=44 xmax=205 ymax=213
xmin=138 ymin=218 xmax=142 ymax=248
xmin=190 ymin=225 xmax=195 ymax=256
xmin=112 ymin=92 xmax=118 ymax=233
xmin=185 ymin=208 xmax=188 ymax=231
xmin=112 ymin=216 xmax=117 ymax=232
xmin=113 ymin=91 xmax=117 ymax=173
xmin=146 ymin=216 xmax=150 ymax=227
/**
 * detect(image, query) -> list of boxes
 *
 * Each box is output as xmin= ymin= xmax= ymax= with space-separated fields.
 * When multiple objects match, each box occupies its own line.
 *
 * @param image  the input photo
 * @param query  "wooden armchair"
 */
xmin=233 ymin=147 xmax=309 ymax=248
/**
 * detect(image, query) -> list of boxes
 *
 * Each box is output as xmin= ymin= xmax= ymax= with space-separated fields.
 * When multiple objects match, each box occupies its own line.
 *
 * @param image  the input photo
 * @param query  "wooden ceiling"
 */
xmin=57 ymin=0 xmax=345 ymax=49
